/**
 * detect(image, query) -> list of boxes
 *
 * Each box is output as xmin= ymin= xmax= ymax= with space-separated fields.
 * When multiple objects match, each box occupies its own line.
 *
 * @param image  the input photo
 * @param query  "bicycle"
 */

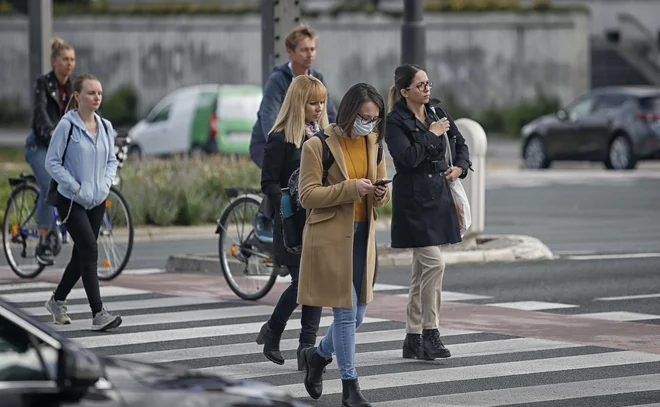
xmin=2 ymin=136 xmax=134 ymax=281
xmin=215 ymin=188 xmax=288 ymax=301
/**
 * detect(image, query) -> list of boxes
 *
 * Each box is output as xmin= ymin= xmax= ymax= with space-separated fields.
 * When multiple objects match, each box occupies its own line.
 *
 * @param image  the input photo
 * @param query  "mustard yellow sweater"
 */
xmin=339 ymin=136 xmax=368 ymax=222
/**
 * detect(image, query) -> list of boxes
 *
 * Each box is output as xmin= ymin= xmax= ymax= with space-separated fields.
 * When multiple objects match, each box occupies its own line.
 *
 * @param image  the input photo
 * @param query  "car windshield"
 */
xmin=218 ymin=95 xmax=261 ymax=120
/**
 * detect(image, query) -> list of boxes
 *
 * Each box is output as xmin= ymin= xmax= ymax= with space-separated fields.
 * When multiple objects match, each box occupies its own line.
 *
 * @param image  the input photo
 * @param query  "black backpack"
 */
xmin=280 ymin=132 xmax=383 ymax=253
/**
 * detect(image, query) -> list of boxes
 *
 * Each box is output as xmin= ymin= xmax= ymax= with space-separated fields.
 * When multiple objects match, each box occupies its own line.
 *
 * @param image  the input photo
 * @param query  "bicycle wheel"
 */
xmin=97 ymin=187 xmax=134 ymax=280
xmin=2 ymin=183 xmax=46 ymax=278
xmin=217 ymin=195 xmax=278 ymax=300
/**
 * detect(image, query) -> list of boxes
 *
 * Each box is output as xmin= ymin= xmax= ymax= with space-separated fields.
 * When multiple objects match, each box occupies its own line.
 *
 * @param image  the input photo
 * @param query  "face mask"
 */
xmin=353 ymin=119 xmax=375 ymax=136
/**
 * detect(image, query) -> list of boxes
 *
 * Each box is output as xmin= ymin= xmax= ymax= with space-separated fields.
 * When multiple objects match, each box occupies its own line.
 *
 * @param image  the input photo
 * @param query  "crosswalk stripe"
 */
xmin=279 ymin=351 xmax=660 ymax=397
xmin=596 ymin=293 xmax=660 ymax=301
xmin=197 ymin=337 xmax=584 ymax=380
xmin=574 ymin=311 xmax=660 ymax=322
xmin=487 ymin=301 xmax=578 ymax=311
xmin=74 ymin=316 xmax=386 ymax=348
xmin=54 ymin=304 xmax=277 ymax=332
xmin=371 ymin=373 xmax=660 ymax=406
xmin=0 ymin=286 xmax=148 ymax=303
xmin=119 ymin=329 xmax=409 ymax=362
xmin=0 ymin=281 xmax=56 ymax=292
xmin=22 ymin=295 xmax=217 ymax=317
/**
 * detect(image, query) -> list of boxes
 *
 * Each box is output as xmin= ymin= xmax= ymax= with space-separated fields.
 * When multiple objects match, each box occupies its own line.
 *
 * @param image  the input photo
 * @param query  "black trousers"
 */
xmin=53 ymin=194 xmax=105 ymax=316
xmin=267 ymin=265 xmax=322 ymax=345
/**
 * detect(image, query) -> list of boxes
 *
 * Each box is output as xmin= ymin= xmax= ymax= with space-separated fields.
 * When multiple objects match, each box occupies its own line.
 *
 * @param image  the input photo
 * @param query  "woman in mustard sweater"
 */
xmin=297 ymin=83 xmax=391 ymax=407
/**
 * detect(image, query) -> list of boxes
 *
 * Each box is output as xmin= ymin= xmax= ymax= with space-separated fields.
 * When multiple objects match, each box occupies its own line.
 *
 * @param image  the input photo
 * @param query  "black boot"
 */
xmin=341 ymin=378 xmax=371 ymax=407
xmin=402 ymin=333 xmax=422 ymax=359
xmin=421 ymin=329 xmax=451 ymax=360
xmin=298 ymin=342 xmax=327 ymax=372
xmin=255 ymin=323 xmax=284 ymax=365
xmin=302 ymin=347 xmax=332 ymax=399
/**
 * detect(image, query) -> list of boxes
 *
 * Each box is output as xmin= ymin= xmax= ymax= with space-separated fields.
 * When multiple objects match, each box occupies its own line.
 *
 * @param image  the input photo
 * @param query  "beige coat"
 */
xmin=297 ymin=125 xmax=391 ymax=308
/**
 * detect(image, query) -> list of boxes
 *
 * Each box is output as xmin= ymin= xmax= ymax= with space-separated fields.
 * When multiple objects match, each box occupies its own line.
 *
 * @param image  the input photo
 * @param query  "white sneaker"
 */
xmin=91 ymin=308 xmax=122 ymax=331
xmin=45 ymin=294 xmax=71 ymax=325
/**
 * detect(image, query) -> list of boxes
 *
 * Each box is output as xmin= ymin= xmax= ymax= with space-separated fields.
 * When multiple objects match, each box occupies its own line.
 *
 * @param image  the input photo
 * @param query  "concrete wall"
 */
xmin=0 ymin=11 xmax=589 ymax=117
xmin=521 ymin=0 xmax=660 ymax=36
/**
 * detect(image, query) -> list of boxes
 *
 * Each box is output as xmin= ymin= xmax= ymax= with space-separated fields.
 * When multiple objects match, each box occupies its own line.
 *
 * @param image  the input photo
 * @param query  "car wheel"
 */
xmin=524 ymin=137 xmax=551 ymax=169
xmin=605 ymin=135 xmax=637 ymax=170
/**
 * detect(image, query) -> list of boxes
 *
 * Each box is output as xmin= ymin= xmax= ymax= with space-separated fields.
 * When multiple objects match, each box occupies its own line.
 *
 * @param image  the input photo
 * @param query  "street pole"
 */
xmin=260 ymin=0 xmax=301 ymax=87
xmin=401 ymin=0 xmax=426 ymax=67
xmin=28 ymin=0 xmax=53 ymax=105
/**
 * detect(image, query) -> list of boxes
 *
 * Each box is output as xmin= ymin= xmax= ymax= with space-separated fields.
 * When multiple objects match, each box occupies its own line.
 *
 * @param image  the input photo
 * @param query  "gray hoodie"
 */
xmin=45 ymin=110 xmax=118 ymax=210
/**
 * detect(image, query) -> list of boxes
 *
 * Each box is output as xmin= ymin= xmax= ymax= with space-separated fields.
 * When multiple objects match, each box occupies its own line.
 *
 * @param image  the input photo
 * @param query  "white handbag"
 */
xmin=444 ymin=132 xmax=472 ymax=237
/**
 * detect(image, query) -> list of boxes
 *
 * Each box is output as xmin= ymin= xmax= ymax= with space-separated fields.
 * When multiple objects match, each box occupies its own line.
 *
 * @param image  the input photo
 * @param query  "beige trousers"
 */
xmin=406 ymin=245 xmax=446 ymax=334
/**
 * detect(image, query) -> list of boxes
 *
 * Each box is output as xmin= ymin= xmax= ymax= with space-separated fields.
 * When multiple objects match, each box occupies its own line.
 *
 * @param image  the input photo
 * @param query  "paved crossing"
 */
xmin=2 ymin=280 xmax=660 ymax=406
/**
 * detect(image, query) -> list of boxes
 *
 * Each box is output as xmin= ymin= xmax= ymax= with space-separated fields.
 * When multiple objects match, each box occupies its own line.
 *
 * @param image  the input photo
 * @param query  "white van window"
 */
xmin=147 ymin=103 xmax=172 ymax=123
xmin=218 ymin=95 xmax=261 ymax=120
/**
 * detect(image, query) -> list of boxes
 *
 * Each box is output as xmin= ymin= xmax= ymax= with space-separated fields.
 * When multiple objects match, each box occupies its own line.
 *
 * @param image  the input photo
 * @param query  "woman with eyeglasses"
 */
xmin=385 ymin=64 xmax=471 ymax=361
xmin=297 ymin=83 xmax=390 ymax=407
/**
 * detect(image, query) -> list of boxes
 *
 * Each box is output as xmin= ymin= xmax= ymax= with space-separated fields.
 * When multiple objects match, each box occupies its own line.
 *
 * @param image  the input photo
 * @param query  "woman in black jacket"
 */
xmin=24 ymin=37 xmax=75 ymax=266
xmin=385 ymin=64 xmax=471 ymax=361
xmin=256 ymin=75 xmax=329 ymax=369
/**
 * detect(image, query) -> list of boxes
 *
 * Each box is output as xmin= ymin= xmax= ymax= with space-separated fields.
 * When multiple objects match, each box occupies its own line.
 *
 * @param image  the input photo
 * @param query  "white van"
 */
xmin=128 ymin=84 xmax=262 ymax=158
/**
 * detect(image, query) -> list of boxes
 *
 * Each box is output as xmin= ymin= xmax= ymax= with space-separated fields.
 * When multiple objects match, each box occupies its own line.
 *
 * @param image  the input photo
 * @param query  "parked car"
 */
xmin=127 ymin=84 xmax=262 ymax=159
xmin=0 ymin=299 xmax=309 ymax=407
xmin=521 ymin=86 xmax=660 ymax=170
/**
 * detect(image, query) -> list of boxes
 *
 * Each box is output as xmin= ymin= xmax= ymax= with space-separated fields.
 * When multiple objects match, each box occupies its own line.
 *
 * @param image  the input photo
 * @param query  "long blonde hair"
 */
xmin=65 ymin=74 xmax=99 ymax=113
xmin=269 ymin=75 xmax=329 ymax=147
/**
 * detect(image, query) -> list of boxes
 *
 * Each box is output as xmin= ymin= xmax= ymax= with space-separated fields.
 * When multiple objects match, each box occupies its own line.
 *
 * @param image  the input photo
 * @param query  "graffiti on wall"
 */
xmin=72 ymin=46 xmax=132 ymax=89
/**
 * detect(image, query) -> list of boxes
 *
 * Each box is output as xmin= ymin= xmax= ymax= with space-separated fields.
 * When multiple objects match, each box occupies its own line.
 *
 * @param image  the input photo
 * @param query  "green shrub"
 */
xmin=99 ymin=85 xmax=139 ymax=127
xmin=0 ymin=96 xmax=29 ymax=126
xmin=440 ymin=89 xmax=560 ymax=137
xmin=119 ymin=155 xmax=260 ymax=226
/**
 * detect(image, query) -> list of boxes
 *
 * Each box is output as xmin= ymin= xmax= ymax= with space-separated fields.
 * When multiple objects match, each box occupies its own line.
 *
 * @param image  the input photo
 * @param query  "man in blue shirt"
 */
xmin=249 ymin=24 xmax=337 ymax=168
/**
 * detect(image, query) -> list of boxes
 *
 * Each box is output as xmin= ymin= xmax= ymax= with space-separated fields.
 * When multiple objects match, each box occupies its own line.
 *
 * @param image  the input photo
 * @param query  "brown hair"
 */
xmin=336 ymin=83 xmax=386 ymax=143
xmin=388 ymin=64 xmax=424 ymax=112
xmin=285 ymin=24 xmax=317 ymax=51
xmin=65 ymin=74 xmax=99 ymax=113
xmin=50 ymin=37 xmax=74 ymax=64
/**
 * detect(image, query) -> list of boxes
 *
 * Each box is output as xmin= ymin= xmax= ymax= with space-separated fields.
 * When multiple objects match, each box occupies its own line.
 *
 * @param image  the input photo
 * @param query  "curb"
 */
xmin=164 ymin=234 xmax=554 ymax=273
xmin=376 ymin=234 xmax=554 ymax=266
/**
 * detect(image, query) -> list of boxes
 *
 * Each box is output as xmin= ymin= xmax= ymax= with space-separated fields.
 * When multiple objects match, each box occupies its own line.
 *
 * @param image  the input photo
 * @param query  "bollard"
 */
xmin=454 ymin=118 xmax=487 ymax=240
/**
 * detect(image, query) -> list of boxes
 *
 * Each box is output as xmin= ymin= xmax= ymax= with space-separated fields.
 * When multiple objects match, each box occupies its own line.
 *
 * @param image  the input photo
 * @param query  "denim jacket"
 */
xmin=45 ymin=110 xmax=118 ymax=210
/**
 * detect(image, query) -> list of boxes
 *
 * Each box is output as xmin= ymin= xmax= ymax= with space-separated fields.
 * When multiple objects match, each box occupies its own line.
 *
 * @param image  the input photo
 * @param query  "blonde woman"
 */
xmin=256 ymin=75 xmax=329 ymax=369
xmin=44 ymin=74 xmax=121 ymax=331
xmin=25 ymin=37 xmax=75 ymax=265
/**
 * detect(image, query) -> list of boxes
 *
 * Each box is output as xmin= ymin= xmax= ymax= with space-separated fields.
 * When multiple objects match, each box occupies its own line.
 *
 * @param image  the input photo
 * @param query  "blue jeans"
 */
xmin=25 ymin=137 xmax=53 ymax=229
xmin=316 ymin=222 xmax=369 ymax=380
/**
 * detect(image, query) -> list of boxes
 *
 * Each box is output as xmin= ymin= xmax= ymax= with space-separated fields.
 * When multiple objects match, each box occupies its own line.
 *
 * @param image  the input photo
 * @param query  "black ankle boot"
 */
xmin=255 ymin=323 xmax=284 ymax=365
xmin=298 ymin=343 xmax=327 ymax=372
xmin=297 ymin=342 xmax=313 ymax=371
xmin=341 ymin=378 xmax=371 ymax=407
xmin=402 ymin=333 xmax=422 ymax=359
xmin=302 ymin=347 xmax=332 ymax=399
xmin=421 ymin=328 xmax=451 ymax=360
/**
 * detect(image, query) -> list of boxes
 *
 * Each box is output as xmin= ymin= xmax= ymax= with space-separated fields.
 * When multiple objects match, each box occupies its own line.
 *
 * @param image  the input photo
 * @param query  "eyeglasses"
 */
xmin=406 ymin=81 xmax=433 ymax=92
xmin=356 ymin=114 xmax=380 ymax=125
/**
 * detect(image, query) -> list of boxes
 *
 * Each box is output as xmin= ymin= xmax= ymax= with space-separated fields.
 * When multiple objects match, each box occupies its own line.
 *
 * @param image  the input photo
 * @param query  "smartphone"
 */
xmin=374 ymin=179 xmax=392 ymax=186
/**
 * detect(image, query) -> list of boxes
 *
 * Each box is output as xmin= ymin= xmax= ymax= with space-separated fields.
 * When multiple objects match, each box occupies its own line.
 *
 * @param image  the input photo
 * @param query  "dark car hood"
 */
xmin=101 ymin=356 xmax=304 ymax=406
xmin=523 ymin=113 xmax=559 ymax=135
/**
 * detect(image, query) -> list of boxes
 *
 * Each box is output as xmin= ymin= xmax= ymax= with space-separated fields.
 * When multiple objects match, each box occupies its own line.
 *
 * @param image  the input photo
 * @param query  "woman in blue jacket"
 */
xmin=44 ymin=74 xmax=122 ymax=331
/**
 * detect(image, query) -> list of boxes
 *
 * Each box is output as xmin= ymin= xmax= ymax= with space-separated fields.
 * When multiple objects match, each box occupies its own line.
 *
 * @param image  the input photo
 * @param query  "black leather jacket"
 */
xmin=31 ymin=71 xmax=72 ymax=147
